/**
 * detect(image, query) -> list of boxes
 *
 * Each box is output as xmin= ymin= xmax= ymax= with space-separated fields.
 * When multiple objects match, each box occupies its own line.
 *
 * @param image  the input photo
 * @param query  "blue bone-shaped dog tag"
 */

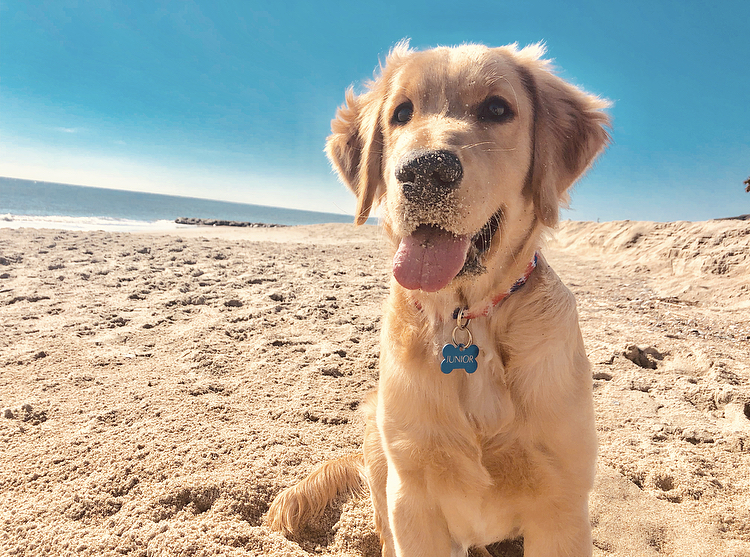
xmin=441 ymin=343 xmax=479 ymax=374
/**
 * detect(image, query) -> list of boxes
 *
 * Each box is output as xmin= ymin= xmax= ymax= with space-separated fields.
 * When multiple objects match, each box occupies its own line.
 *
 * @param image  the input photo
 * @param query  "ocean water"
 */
xmin=0 ymin=177 xmax=362 ymax=232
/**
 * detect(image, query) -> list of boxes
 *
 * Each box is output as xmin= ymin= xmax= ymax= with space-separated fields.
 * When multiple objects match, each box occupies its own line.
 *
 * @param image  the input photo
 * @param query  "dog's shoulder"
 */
xmin=502 ymin=254 xmax=580 ymax=331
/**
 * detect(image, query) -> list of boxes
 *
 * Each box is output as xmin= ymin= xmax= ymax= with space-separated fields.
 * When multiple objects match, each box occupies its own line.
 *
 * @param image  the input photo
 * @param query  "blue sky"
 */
xmin=1 ymin=0 xmax=748 ymax=221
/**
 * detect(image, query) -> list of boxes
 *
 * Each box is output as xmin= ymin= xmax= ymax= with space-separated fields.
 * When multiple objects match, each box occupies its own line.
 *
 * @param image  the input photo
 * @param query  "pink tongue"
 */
xmin=393 ymin=225 xmax=471 ymax=292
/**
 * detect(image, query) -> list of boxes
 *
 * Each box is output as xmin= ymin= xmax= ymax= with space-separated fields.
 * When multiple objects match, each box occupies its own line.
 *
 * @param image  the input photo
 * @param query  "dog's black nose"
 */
xmin=396 ymin=150 xmax=463 ymax=202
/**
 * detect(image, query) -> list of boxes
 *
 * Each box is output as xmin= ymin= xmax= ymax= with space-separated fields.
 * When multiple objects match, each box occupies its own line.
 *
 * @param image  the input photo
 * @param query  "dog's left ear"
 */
xmin=520 ymin=52 xmax=611 ymax=227
xmin=325 ymin=87 xmax=385 ymax=226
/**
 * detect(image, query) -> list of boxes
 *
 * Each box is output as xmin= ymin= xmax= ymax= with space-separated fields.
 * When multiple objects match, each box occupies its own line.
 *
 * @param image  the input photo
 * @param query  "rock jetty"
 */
xmin=175 ymin=217 xmax=287 ymax=227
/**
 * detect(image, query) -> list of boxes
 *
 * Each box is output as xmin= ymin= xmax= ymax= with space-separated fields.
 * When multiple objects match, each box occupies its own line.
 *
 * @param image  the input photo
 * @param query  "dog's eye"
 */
xmin=393 ymin=102 xmax=414 ymax=125
xmin=478 ymin=97 xmax=513 ymax=123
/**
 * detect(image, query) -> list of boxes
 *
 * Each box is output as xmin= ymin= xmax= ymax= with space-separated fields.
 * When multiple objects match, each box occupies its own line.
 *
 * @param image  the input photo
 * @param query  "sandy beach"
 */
xmin=1 ymin=220 xmax=748 ymax=556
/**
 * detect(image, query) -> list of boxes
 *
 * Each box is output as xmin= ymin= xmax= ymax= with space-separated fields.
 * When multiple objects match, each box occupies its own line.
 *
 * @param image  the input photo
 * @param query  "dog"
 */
xmin=267 ymin=41 xmax=610 ymax=557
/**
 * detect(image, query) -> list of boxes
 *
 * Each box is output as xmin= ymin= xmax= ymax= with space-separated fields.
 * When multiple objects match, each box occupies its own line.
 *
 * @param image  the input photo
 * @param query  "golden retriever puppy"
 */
xmin=268 ymin=41 xmax=610 ymax=557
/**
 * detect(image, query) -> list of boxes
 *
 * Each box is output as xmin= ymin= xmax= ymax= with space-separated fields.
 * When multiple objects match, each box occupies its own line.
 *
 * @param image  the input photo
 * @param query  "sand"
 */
xmin=0 ymin=220 xmax=748 ymax=556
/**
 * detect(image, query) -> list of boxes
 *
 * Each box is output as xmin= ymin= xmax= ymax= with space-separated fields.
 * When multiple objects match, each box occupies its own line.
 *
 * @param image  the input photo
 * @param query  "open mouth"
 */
xmin=462 ymin=209 xmax=503 ymax=275
xmin=392 ymin=209 xmax=503 ymax=292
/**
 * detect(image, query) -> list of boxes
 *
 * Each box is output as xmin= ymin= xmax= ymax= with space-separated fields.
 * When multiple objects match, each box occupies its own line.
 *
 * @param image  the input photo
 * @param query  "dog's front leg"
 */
xmin=522 ymin=499 xmax=593 ymax=557
xmin=385 ymin=465 xmax=459 ymax=557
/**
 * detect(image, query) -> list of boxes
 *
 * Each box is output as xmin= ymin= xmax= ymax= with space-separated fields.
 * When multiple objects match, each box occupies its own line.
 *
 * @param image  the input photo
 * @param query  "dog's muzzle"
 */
xmin=396 ymin=149 xmax=463 ymax=204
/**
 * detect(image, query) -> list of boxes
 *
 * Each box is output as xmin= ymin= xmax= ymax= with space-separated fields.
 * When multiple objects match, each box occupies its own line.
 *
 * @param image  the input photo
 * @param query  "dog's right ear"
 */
xmin=325 ymin=87 xmax=384 ymax=226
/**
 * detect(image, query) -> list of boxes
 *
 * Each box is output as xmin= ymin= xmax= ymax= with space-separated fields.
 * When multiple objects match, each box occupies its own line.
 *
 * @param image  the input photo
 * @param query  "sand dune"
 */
xmin=0 ymin=220 xmax=748 ymax=556
xmin=550 ymin=219 xmax=750 ymax=308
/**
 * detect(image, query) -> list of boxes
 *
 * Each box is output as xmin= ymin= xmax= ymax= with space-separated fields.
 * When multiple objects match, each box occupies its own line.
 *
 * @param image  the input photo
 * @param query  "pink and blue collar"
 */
xmin=412 ymin=252 xmax=538 ymax=321
xmin=454 ymin=252 xmax=538 ymax=320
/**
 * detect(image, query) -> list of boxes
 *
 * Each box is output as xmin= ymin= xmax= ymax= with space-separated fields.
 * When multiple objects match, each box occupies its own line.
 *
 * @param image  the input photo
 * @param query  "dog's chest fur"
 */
xmin=378 ymin=271 xmax=595 ymax=549
xmin=439 ymin=319 xmax=516 ymax=435
xmin=435 ymin=320 xmax=534 ymax=545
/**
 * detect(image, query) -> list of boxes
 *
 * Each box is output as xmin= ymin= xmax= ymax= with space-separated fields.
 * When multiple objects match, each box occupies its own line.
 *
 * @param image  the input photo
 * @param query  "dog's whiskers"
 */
xmin=492 ymin=213 xmax=502 ymax=246
xmin=460 ymin=141 xmax=496 ymax=151
xmin=485 ymin=74 xmax=508 ymax=87
xmin=500 ymin=75 xmax=522 ymax=120
xmin=498 ymin=216 xmax=520 ymax=268
xmin=461 ymin=143 xmax=518 ymax=154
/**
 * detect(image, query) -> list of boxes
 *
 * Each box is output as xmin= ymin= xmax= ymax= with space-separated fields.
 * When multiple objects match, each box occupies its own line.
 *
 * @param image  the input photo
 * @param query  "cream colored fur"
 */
xmin=267 ymin=42 xmax=610 ymax=557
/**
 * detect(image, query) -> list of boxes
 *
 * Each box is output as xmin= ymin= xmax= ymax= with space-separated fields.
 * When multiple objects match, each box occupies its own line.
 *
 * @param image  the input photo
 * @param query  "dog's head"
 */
xmin=326 ymin=42 xmax=610 ymax=294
